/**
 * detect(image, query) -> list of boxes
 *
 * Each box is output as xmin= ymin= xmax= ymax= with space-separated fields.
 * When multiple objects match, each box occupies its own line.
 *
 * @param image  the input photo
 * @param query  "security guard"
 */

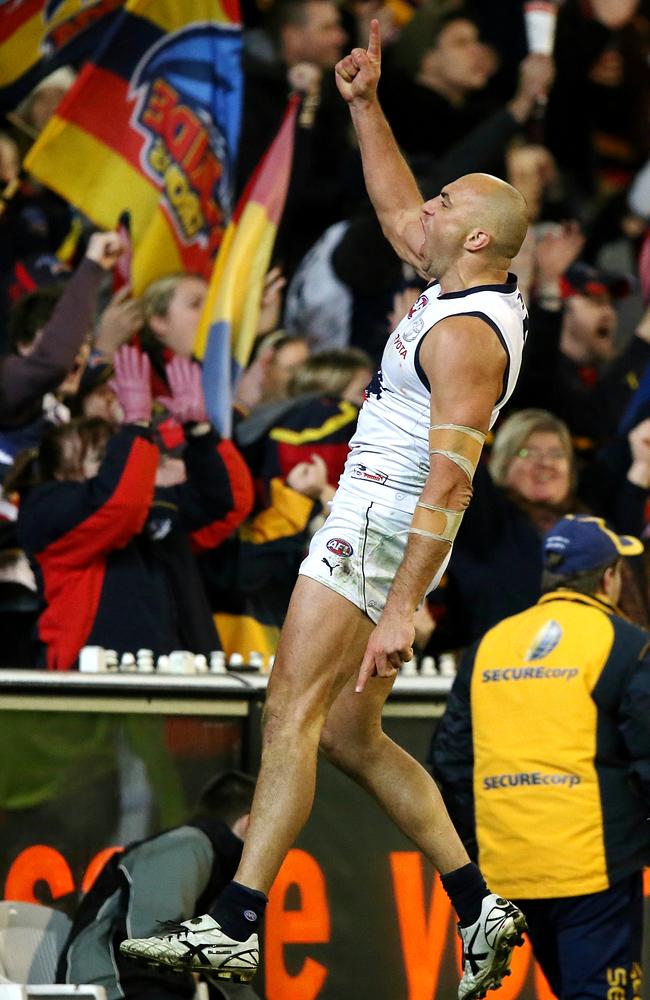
xmin=431 ymin=515 xmax=650 ymax=1000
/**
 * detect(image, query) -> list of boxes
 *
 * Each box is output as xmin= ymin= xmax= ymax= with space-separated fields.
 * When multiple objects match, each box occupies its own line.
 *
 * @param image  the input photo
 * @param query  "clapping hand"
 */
xmin=111 ymin=346 xmax=152 ymax=424
xmin=535 ymin=222 xmax=585 ymax=286
xmin=158 ymin=357 xmax=208 ymax=425
xmin=628 ymin=418 xmax=650 ymax=489
xmin=256 ymin=267 xmax=287 ymax=337
xmin=95 ymin=287 xmax=143 ymax=359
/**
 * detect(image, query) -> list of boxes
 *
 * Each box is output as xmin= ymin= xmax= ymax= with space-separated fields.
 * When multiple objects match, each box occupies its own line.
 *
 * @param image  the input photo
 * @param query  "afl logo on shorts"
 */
xmin=408 ymin=293 xmax=428 ymax=319
xmin=326 ymin=538 xmax=353 ymax=557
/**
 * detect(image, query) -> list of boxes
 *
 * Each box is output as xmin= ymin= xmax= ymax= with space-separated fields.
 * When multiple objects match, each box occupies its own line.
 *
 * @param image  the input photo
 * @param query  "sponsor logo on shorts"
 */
xmin=483 ymin=772 xmax=581 ymax=790
xmin=326 ymin=538 xmax=353 ymax=557
xmin=351 ymin=465 xmax=388 ymax=485
xmin=244 ymin=910 xmax=257 ymax=922
xmin=408 ymin=293 xmax=428 ymax=318
xmin=482 ymin=666 xmax=579 ymax=682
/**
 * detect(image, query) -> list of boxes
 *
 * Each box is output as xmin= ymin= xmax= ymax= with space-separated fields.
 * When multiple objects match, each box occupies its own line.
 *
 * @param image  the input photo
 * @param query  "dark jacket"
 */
xmin=57 ymin=818 xmax=245 ymax=1000
xmin=18 ymin=425 xmax=254 ymax=668
xmin=0 ymin=258 xmax=103 ymax=426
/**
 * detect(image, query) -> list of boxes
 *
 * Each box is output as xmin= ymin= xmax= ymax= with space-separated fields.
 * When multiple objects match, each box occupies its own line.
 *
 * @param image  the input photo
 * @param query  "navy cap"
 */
xmin=543 ymin=515 xmax=643 ymax=575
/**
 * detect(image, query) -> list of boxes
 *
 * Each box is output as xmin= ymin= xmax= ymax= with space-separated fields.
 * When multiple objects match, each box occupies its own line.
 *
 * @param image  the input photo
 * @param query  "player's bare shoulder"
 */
xmin=418 ymin=314 xmax=508 ymax=410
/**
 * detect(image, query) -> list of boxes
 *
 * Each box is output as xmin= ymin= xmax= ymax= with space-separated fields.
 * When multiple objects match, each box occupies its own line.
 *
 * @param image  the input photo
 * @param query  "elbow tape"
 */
xmin=429 ymin=423 xmax=486 ymax=482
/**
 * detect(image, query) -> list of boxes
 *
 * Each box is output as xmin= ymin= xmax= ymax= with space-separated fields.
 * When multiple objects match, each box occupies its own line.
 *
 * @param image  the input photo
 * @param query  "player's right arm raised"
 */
xmin=335 ymin=20 xmax=424 ymax=271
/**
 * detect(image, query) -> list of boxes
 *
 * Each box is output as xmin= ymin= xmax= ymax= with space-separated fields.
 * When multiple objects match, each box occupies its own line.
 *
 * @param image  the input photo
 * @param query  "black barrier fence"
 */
xmin=0 ymin=672 xmax=647 ymax=999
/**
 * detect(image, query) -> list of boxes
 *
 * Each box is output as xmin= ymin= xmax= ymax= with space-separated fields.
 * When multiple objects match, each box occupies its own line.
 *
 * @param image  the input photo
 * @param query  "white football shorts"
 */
xmin=299 ymin=490 xmax=450 ymax=624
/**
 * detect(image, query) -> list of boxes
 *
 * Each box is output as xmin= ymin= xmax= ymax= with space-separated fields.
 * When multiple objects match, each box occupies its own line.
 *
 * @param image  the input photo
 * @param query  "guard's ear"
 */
xmin=464 ymin=230 xmax=491 ymax=252
xmin=601 ymin=560 xmax=622 ymax=597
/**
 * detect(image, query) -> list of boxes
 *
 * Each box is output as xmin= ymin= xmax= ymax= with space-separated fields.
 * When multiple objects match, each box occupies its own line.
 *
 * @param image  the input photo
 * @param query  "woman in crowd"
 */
xmin=7 ymin=348 xmax=253 ymax=669
xmin=139 ymin=268 xmax=288 ymax=393
xmin=431 ymin=408 xmax=650 ymax=649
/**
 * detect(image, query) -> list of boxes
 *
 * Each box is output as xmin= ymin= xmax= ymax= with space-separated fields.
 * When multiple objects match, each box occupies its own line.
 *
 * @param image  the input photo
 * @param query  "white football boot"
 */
xmin=119 ymin=914 xmax=259 ymax=982
xmin=457 ymin=894 xmax=527 ymax=1000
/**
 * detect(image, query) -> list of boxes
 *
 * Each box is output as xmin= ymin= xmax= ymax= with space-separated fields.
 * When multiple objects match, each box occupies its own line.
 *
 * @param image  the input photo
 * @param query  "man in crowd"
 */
xmin=380 ymin=6 xmax=553 ymax=162
xmin=237 ymin=0 xmax=355 ymax=275
xmin=512 ymin=254 xmax=650 ymax=449
xmin=121 ymin=21 xmax=530 ymax=1000
xmin=432 ymin=514 xmax=650 ymax=1000
xmin=59 ymin=771 xmax=260 ymax=1000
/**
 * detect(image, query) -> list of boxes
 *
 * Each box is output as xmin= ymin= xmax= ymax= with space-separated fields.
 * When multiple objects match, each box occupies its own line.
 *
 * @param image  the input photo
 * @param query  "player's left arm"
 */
xmin=356 ymin=315 xmax=506 ymax=692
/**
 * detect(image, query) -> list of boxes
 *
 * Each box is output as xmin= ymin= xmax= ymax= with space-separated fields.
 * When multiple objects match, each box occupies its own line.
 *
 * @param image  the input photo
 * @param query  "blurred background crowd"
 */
xmin=2 ymin=0 xmax=650 ymax=672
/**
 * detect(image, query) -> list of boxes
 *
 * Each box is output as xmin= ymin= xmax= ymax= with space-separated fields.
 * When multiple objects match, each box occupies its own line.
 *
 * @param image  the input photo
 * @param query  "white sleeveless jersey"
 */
xmin=340 ymin=274 xmax=528 ymax=511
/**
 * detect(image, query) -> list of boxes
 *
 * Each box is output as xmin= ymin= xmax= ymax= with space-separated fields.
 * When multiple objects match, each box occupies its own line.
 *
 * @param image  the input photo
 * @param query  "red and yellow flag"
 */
xmin=0 ymin=0 xmax=124 ymax=113
xmin=24 ymin=0 xmax=242 ymax=293
xmin=194 ymin=96 xmax=299 ymax=437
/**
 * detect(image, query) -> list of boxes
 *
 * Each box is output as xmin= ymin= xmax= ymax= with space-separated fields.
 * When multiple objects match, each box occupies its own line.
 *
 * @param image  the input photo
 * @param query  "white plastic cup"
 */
xmin=228 ymin=652 xmax=245 ymax=670
xmin=438 ymin=653 xmax=457 ymax=677
xmin=136 ymin=649 xmax=155 ymax=673
xmin=79 ymin=646 xmax=107 ymax=673
xmin=401 ymin=656 xmax=418 ymax=677
xmin=248 ymin=651 xmax=264 ymax=670
xmin=420 ymin=655 xmax=437 ymax=677
xmin=168 ymin=650 xmax=195 ymax=675
xmin=194 ymin=654 xmax=208 ymax=673
xmin=119 ymin=652 xmax=136 ymax=672
xmin=209 ymin=651 xmax=227 ymax=674
xmin=524 ymin=1 xmax=557 ymax=55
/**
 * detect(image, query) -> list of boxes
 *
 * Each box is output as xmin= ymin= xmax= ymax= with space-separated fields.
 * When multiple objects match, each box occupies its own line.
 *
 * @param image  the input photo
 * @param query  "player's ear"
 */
xmin=464 ymin=229 xmax=491 ymax=252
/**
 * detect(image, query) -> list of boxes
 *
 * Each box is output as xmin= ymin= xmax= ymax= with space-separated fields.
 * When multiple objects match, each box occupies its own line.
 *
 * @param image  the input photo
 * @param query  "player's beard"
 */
xmin=424 ymin=242 xmax=454 ymax=281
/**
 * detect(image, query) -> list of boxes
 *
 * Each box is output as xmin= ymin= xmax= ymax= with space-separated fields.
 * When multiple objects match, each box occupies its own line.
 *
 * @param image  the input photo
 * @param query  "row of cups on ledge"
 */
xmin=78 ymin=646 xmax=273 ymax=675
xmin=77 ymin=647 xmax=458 ymax=677
xmin=402 ymin=654 xmax=457 ymax=677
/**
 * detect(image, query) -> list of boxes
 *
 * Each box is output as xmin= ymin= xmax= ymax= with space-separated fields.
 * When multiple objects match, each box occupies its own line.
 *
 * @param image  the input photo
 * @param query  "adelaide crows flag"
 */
xmin=0 ymin=0 xmax=124 ymax=113
xmin=24 ymin=0 xmax=242 ymax=293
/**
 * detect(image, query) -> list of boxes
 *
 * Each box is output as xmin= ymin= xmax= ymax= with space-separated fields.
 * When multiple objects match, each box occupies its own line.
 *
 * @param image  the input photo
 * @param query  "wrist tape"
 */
xmin=409 ymin=502 xmax=464 ymax=545
xmin=409 ymin=423 xmax=486 ymax=544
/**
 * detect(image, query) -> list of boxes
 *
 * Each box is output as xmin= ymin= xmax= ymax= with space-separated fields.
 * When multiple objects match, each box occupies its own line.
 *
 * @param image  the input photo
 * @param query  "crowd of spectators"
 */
xmin=2 ymin=0 xmax=650 ymax=671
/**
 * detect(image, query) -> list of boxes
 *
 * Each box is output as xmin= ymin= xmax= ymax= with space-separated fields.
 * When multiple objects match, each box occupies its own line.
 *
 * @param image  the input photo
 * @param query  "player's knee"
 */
xmin=319 ymin=723 xmax=380 ymax=775
xmin=262 ymin=687 xmax=326 ymax=745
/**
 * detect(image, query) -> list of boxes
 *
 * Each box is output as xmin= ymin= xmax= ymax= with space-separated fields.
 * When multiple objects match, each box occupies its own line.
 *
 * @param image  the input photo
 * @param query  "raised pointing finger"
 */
xmin=367 ymin=18 xmax=381 ymax=62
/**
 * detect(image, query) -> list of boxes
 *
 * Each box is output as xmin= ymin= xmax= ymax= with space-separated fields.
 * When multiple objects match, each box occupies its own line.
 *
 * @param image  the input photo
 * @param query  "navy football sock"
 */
xmin=441 ymin=862 xmax=490 ymax=927
xmin=211 ymin=881 xmax=268 ymax=941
